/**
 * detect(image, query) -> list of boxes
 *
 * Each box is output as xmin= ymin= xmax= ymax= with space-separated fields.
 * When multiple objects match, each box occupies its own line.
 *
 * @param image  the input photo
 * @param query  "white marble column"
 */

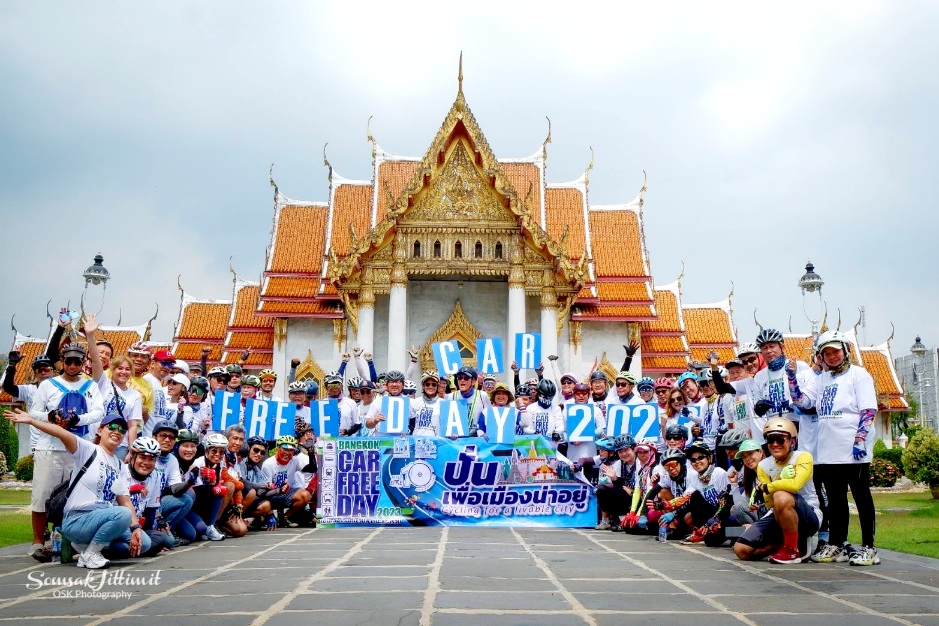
xmin=357 ymin=283 xmax=375 ymax=354
xmin=540 ymin=284 xmax=559 ymax=364
xmin=387 ymin=285 xmax=407 ymax=372
xmin=507 ymin=284 xmax=526 ymax=383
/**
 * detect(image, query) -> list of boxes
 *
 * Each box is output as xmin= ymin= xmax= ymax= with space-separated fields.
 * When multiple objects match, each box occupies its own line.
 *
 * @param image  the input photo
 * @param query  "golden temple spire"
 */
xmin=458 ymin=51 xmax=463 ymax=95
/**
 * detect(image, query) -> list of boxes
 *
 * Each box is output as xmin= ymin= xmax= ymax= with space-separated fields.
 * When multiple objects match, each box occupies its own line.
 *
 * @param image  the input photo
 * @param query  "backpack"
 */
xmin=50 ymin=379 xmax=93 ymax=438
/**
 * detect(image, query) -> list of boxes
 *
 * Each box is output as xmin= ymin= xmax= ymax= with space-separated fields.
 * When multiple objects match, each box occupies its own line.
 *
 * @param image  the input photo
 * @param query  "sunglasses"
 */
xmin=160 ymin=360 xmax=175 ymax=367
xmin=423 ymin=381 xmax=438 ymax=387
xmin=670 ymin=398 xmax=683 ymax=403
xmin=766 ymin=435 xmax=790 ymax=446
xmin=326 ymin=382 xmax=342 ymax=387
xmin=64 ymin=358 xmax=83 ymax=366
xmin=742 ymin=356 xmax=759 ymax=365
xmin=456 ymin=374 xmax=472 ymax=380
xmin=663 ymin=460 xmax=680 ymax=469
xmin=156 ymin=432 xmax=177 ymax=440
xmin=665 ymin=435 xmax=685 ymax=441
xmin=189 ymin=387 xmax=205 ymax=395
xmin=279 ymin=445 xmax=297 ymax=452
xmin=360 ymin=389 xmax=374 ymax=394
xmin=615 ymin=381 xmax=631 ymax=387
xmin=106 ymin=422 xmax=127 ymax=434
xmin=36 ymin=366 xmax=53 ymax=374
xmin=250 ymin=447 xmax=267 ymax=454
xmin=689 ymin=455 xmax=708 ymax=463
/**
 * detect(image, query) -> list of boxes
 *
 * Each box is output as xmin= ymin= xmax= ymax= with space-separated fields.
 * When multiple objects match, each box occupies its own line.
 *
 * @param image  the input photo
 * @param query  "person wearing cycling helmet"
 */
xmin=520 ymin=379 xmax=565 ymax=449
xmin=305 ymin=379 xmax=319 ymax=403
xmin=645 ymin=447 xmax=688 ymax=537
xmin=286 ymin=380 xmax=310 ymax=429
xmin=261 ymin=435 xmax=311 ymax=527
xmin=355 ymin=380 xmax=381 ymax=436
xmin=115 ymin=437 xmax=174 ymax=558
xmin=605 ymin=435 xmax=639 ymax=532
xmin=207 ymin=366 xmax=231 ymax=393
xmin=323 ymin=372 xmax=358 ymax=437
xmin=696 ymin=368 xmax=736 ymax=456
xmin=410 ymin=371 xmax=442 ymax=436
xmin=711 ymin=345 xmax=760 ymax=438
xmin=347 ymin=376 xmax=363 ymax=402
xmin=727 ymin=438 xmax=766 ymax=528
xmin=676 ymin=371 xmax=706 ymax=413
xmin=187 ymin=376 xmax=212 ymax=437
xmin=788 ymin=331 xmax=878 ymax=566
xmin=637 ymin=377 xmax=656 ymax=403
xmin=225 ymin=364 xmax=243 ymax=392
xmin=257 ymin=368 xmax=281 ymax=402
xmin=566 ymin=381 xmax=603 ymax=461
xmin=659 ymin=387 xmax=692 ymax=453
xmin=403 ymin=379 xmax=418 ymax=398
xmin=609 ymin=371 xmax=643 ymax=407
xmin=657 ymin=439 xmax=731 ymax=546
xmin=364 ymin=370 xmax=407 ymax=433
xmin=170 ymin=429 xmax=207 ymax=545
xmin=190 ymin=432 xmax=233 ymax=541
xmin=622 ymin=440 xmax=659 ymax=533
xmin=150 ymin=420 xmax=195 ymax=542
xmin=718 ymin=427 xmax=749 ymax=470
xmin=653 ymin=377 xmax=674 ymax=411
xmin=241 ymin=436 xmax=276 ymax=530
xmin=734 ymin=418 xmax=821 ymax=565
xmin=588 ymin=370 xmax=610 ymax=415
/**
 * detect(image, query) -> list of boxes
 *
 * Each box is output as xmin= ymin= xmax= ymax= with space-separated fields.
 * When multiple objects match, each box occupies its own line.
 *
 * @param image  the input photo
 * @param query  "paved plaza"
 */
xmin=1 ymin=528 xmax=938 ymax=625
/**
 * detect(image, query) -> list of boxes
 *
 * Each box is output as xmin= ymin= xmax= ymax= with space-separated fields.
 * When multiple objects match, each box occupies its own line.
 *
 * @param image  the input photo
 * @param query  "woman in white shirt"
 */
xmin=6 ymin=410 xmax=142 ymax=569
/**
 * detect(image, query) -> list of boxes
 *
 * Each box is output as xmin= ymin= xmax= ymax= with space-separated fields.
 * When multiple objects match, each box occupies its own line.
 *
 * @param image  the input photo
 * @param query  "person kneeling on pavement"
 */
xmin=733 ymin=418 xmax=822 ymax=565
xmin=6 ymin=409 xmax=144 ymax=569
xmin=117 ymin=436 xmax=175 ymax=557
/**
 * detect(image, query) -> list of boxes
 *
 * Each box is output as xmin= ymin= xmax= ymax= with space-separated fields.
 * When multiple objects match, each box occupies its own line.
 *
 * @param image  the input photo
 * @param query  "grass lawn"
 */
xmin=0 ymin=510 xmax=32 ymax=549
xmin=0 ymin=490 xmax=30 ymax=505
xmin=848 ymin=490 xmax=939 ymax=559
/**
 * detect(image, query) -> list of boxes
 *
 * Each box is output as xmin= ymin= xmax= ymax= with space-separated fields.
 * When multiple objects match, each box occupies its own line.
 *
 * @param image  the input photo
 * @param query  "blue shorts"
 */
xmin=736 ymin=493 xmax=820 ymax=550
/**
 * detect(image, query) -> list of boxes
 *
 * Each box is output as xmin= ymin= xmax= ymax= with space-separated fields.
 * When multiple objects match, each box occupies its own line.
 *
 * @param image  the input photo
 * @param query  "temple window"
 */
xmin=455 ymin=241 xmax=463 ymax=258
xmin=474 ymin=241 xmax=483 ymax=258
xmin=413 ymin=240 xmax=421 ymax=258
xmin=433 ymin=240 xmax=441 ymax=258
xmin=495 ymin=242 xmax=503 ymax=259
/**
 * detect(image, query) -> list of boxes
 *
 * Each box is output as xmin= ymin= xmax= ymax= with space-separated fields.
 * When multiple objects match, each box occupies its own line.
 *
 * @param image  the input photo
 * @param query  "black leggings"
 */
xmin=814 ymin=463 xmax=874 ymax=547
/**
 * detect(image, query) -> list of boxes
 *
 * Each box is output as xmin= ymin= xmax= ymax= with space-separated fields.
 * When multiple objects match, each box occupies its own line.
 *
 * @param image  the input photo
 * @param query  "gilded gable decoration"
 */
xmin=295 ymin=350 xmax=325 ymax=385
xmin=419 ymin=300 xmax=483 ymax=372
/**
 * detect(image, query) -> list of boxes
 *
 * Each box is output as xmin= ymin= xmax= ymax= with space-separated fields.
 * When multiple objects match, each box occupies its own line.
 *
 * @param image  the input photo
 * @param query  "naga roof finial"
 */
xmin=584 ymin=146 xmax=595 ymax=186
xmin=229 ymin=256 xmax=237 ymax=283
xmin=542 ymin=116 xmax=552 ymax=162
xmin=144 ymin=303 xmax=159 ymax=341
xmin=820 ymin=305 xmax=829 ymax=333
xmin=457 ymin=51 xmax=463 ymax=95
xmin=366 ymin=115 xmax=377 ymax=158
xmin=753 ymin=308 xmax=764 ymax=332
xmin=323 ymin=143 xmax=332 ymax=183
xmin=676 ymin=260 xmax=685 ymax=282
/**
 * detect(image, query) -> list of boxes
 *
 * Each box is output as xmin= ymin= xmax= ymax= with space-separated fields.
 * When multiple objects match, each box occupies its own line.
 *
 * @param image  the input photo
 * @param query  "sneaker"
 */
xmin=28 ymin=544 xmax=51 ymax=563
xmin=204 ymin=525 xmax=225 ymax=541
xmin=680 ymin=527 xmax=708 ymax=545
xmin=173 ymin=537 xmax=190 ymax=548
xmin=595 ymin=519 xmax=611 ymax=531
xmin=848 ymin=545 xmax=881 ymax=566
xmin=811 ymin=543 xmax=844 ymax=563
xmin=279 ymin=514 xmax=299 ymax=528
xmin=836 ymin=542 xmax=855 ymax=563
xmin=769 ymin=546 xmax=803 ymax=564
xmin=76 ymin=549 xmax=110 ymax=570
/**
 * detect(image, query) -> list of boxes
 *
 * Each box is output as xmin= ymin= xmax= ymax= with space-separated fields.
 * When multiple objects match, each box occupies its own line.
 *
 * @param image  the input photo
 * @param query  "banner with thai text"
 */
xmin=316 ymin=435 xmax=596 ymax=527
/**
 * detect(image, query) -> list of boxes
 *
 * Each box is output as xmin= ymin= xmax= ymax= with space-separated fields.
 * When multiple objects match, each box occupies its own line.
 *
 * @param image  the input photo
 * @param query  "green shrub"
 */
xmin=0 ymin=406 xmax=18 ymax=467
xmin=873 ymin=439 xmax=905 ymax=475
xmin=903 ymin=429 xmax=939 ymax=485
xmin=870 ymin=459 xmax=900 ymax=487
xmin=14 ymin=455 xmax=33 ymax=482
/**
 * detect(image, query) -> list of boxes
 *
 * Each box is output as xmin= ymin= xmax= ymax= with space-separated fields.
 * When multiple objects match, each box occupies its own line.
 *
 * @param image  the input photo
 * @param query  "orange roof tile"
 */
xmin=596 ymin=282 xmax=652 ymax=303
xmin=781 ymin=335 xmax=815 ymax=363
xmin=889 ymin=397 xmax=909 ymax=410
xmin=375 ymin=160 xmax=420 ymax=224
xmin=320 ymin=283 xmax=338 ymax=296
xmin=576 ymin=286 xmax=595 ymax=301
xmin=860 ymin=347 xmax=908 ymax=407
xmin=544 ymin=188 xmax=586 ymax=259
xmin=226 ymin=331 xmax=274 ymax=350
xmin=690 ymin=347 xmax=737 ymax=364
xmin=499 ymin=162 xmax=541 ymax=218
xmin=96 ymin=329 xmax=146 ymax=358
xmin=1 ymin=338 xmax=48 ymax=402
xmin=258 ymin=301 xmax=343 ymax=316
xmin=642 ymin=335 xmax=688 ymax=354
xmin=230 ymin=285 xmax=272 ymax=329
xmin=177 ymin=302 xmax=231 ymax=340
xmin=642 ymin=355 xmax=691 ymax=373
xmin=642 ymin=288 xmax=683 ymax=333
xmin=222 ymin=351 xmax=272 ymax=367
xmin=330 ymin=184 xmax=373 ymax=257
xmin=173 ymin=343 xmax=223 ymax=362
xmin=262 ymin=277 xmax=319 ymax=299
xmin=590 ymin=210 xmax=647 ymax=277
xmin=268 ymin=204 xmax=328 ymax=274
xmin=684 ymin=306 xmax=736 ymax=346
xmin=573 ymin=304 xmax=656 ymax=321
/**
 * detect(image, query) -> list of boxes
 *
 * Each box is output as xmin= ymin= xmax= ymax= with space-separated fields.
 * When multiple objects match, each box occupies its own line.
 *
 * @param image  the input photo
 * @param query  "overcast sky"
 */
xmin=2 ymin=1 xmax=937 ymax=360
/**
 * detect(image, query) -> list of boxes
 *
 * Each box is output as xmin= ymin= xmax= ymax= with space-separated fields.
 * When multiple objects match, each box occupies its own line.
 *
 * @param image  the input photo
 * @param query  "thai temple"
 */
xmin=2 ymin=73 xmax=909 ymax=453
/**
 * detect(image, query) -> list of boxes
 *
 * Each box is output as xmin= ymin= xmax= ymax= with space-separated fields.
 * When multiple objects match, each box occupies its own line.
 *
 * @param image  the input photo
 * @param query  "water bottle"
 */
xmin=51 ymin=528 xmax=62 ymax=559
xmin=657 ymin=523 xmax=668 ymax=543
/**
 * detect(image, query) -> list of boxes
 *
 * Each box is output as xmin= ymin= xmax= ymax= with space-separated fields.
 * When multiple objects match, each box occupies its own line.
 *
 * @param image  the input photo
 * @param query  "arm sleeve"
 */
xmin=1 ymin=361 xmax=18 ymax=397
xmin=712 ymin=368 xmax=735 ymax=396
xmin=368 ymin=359 xmax=378 ymax=383
xmin=200 ymin=352 xmax=208 ymax=376
xmin=405 ymin=359 xmax=417 ymax=382
xmin=46 ymin=325 xmax=65 ymax=365
xmin=767 ymin=453 xmax=814 ymax=494
xmin=355 ymin=355 xmax=369 ymax=380
xmin=621 ymin=354 xmax=633 ymax=373
xmin=337 ymin=361 xmax=348 ymax=377
xmin=288 ymin=364 xmax=297 ymax=384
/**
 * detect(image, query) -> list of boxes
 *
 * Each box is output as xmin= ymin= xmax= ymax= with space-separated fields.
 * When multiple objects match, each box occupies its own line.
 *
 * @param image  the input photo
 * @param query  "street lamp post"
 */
xmin=82 ymin=254 xmax=110 ymax=315
xmin=798 ymin=261 xmax=825 ymax=337
xmin=911 ymin=336 xmax=930 ymax=430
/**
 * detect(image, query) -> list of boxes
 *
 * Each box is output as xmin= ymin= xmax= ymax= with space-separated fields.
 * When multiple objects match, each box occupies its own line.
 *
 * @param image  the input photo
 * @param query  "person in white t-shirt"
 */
xmin=2 ymin=351 xmax=57 ymax=456
xmin=261 ymin=435 xmax=311 ymax=526
xmin=257 ymin=369 xmax=283 ymax=402
xmin=115 ymin=436 xmax=174 ymax=557
xmin=410 ymin=371 xmax=442 ymax=437
xmin=7 ymin=410 xmax=140 ymax=569
xmin=789 ymin=331 xmax=880 ymax=567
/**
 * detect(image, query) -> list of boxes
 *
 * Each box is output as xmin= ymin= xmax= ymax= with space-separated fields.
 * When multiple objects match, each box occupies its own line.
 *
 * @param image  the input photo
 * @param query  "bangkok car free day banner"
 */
xmin=316 ymin=435 xmax=596 ymax=527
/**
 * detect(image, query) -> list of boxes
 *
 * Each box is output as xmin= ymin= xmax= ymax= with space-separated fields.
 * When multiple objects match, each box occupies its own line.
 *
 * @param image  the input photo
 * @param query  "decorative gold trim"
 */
xmin=419 ymin=300 xmax=483 ymax=372
xmin=333 ymin=319 xmax=347 ymax=351
xmin=556 ymin=294 xmax=574 ymax=339
xmin=339 ymin=292 xmax=359 ymax=336
xmin=295 ymin=349 xmax=324 ymax=385
xmin=570 ymin=320 xmax=582 ymax=353
xmin=273 ymin=318 xmax=287 ymax=351
xmin=597 ymin=353 xmax=617 ymax=381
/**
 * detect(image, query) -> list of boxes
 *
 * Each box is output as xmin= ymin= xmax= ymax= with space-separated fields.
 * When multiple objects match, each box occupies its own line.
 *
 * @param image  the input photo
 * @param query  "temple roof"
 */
xmin=639 ymin=281 xmax=690 ymax=374
xmin=0 ymin=333 xmax=48 ymax=403
xmin=222 ymin=279 xmax=272 ymax=368
xmin=684 ymin=298 xmax=737 ymax=364
xmin=861 ymin=343 xmax=910 ymax=412
xmin=172 ymin=292 xmax=232 ymax=365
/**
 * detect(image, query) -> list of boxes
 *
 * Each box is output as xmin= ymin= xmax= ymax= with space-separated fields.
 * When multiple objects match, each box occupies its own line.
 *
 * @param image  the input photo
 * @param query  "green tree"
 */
xmin=0 ymin=406 xmax=17 ymax=469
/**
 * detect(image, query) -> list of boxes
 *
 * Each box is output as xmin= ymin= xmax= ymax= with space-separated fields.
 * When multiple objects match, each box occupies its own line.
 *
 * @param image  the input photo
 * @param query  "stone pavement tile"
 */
xmin=546 ymin=563 xmax=644 ymax=578
xmin=560 ymin=578 xmax=667 ymax=593
xmin=286 ymin=590 xmax=423 ymax=610
xmin=554 ymin=569 xmax=655 ymax=581
xmin=311 ymin=575 xmax=429 ymax=591
xmin=676 ymin=579 xmax=799 ymax=596
xmin=433 ymin=612 xmax=585 ymax=626
xmin=573 ymin=591 xmax=714 ymax=611
xmin=435 ymin=590 xmax=571 ymax=610
xmin=121 ymin=592 xmax=275 ymax=615
xmin=712 ymin=593 xmax=862 ymax=614
xmin=335 ymin=565 xmax=431 ymax=577
xmin=209 ymin=567 xmax=307 ymax=582
xmin=810 ymin=580 xmax=938 ymax=595
xmin=746 ymin=614 xmax=901 ymax=626
xmin=174 ymin=577 xmax=306 ymax=595
xmin=439 ymin=575 xmax=555 ymax=592
xmin=127 ymin=613 xmax=258 ymax=626
xmin=594 ymin=613 xmax=733 ymax=626
xmin=278 ymin=609 xmax=422 ymax=625
xmin=902 ymin=615 xmax=939 ymax=626
xmin=346 ymin=553 xmax=437 ymax=566
xmin=439 ymin=562 xmax=546 ymax=579
xmin=847 ymin=593 xmax=939 ymax=614
xmin=0 ymin=597 xmax=120 ymax=618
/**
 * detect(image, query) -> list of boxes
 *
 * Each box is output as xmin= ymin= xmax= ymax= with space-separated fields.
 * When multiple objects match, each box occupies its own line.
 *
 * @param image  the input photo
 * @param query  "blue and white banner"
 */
xmin=311 ymin=399 xmax=340 ymax=439
xmin=432 ymin=340 xmax=462 ymax=376
xmin=212 ymin=391 xmax=296 ymax=440
xmin=211 ymin=390 xmax=241 ymax=432
xmin=439 ymin=399 xmax=471 ymax=438
xmin=514 ymin=332 xmax=541 ymax=370
xmin=379 ymin=396 xmax=410 ymax=434
xmin=483 ymin=406 xmax=517 ymax=443
xmin=564 ymin=404 xmax=597 ymax=442
xmin=606 ymin=404 xmax=661 ymax=441
xmin=476 ymin=337 xmax=504 ymax=374
xmin=316 ymin=435 xmax=596 ymax=527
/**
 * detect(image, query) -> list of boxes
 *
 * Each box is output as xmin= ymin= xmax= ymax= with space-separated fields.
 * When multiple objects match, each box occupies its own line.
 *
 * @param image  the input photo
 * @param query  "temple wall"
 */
xmin=567 ymin=321 xmax=635 ymax=379
xmin=282 ymin=317 xmax=339 ymax=393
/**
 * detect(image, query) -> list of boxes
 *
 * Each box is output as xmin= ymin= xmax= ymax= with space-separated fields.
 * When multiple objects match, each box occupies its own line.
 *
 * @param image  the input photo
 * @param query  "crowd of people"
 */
xmin=3 ymin=310 xmax=880 ymax=569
